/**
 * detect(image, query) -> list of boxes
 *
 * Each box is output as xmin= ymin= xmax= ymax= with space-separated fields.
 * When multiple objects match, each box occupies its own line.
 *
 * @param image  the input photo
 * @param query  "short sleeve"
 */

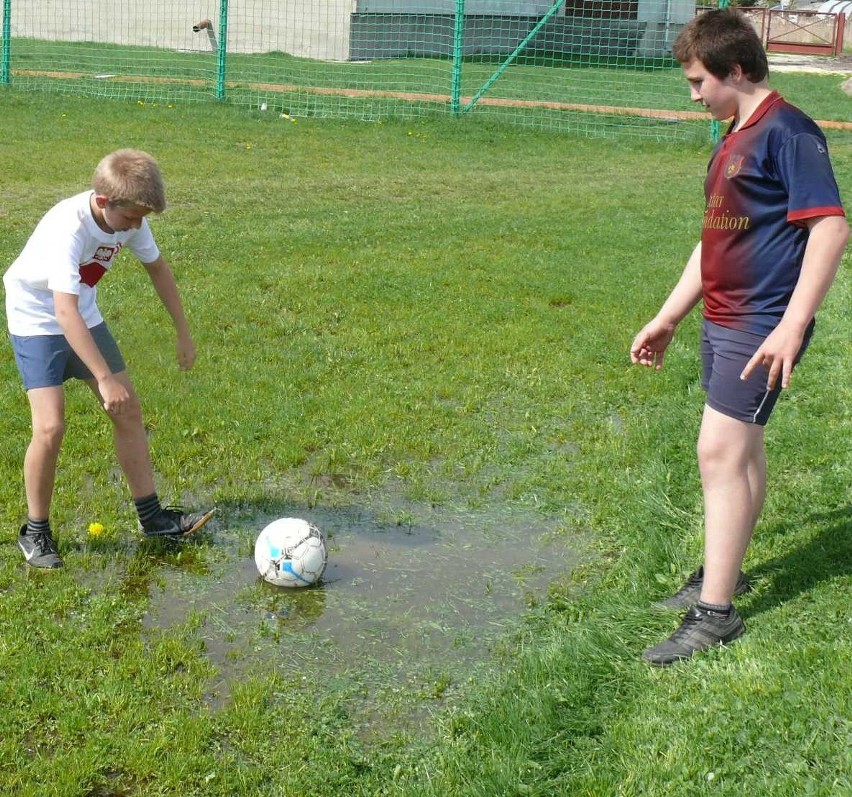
xmin=127 ymin=218 xmax=160 ymax=264
xmin=776 ymin=133 xmax=845 ymax=224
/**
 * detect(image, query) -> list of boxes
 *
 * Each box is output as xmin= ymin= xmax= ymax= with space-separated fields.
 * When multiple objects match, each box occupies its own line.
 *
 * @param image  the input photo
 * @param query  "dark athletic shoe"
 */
xmin=141 ymin=507 xmax=214 ymax=538
xmin=654 ymin=565 xmax=751 ymax=611
xmin=643 ymin=605 xmax=745 ymax=667
xmin=18 ymin=525 xmax=63 ymax=569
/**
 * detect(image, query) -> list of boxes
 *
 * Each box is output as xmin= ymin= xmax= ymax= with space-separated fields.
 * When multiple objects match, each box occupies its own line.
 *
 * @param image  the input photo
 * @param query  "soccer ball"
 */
xmin=254 ymin=517 xmax=328 ymax=588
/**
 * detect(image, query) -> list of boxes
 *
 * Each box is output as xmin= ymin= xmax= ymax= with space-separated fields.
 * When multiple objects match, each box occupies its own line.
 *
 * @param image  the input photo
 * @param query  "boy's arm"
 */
xmin=53 ymin=291 xmax=131 ymax=413
xmin=630 ymin=242 xmax=704 ymax=370
xmin=142 ymin=255 xmax=197 ymax=371
xmin=741 ymin=214 xmax=849 ymax=389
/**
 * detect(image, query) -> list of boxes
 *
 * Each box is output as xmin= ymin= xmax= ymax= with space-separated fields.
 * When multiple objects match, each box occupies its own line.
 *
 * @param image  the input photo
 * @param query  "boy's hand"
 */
xmin=630 ymin=318 xmax=677 ymax=370
xmin=98 ymin=374 xmax=131 ymax=414
xmin=740 ymin=321 xmax=805 ymax=390
xmin=176 ymin=332 xmax=197 ymax=371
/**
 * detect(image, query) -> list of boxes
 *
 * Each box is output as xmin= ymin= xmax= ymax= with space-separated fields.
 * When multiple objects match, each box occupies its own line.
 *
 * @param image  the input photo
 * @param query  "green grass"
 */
xmin=0 ymin=89 xmax=850 ymax=796
xmin=770 ymin=70 xmax=852 ymax=123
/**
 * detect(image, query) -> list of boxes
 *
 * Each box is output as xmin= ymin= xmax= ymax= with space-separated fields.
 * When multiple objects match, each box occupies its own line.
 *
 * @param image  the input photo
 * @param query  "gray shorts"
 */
xmin=10 ymin=322 xmax=126 ymax=390
xmin=700 ymin=318 xmax=812 ymax=426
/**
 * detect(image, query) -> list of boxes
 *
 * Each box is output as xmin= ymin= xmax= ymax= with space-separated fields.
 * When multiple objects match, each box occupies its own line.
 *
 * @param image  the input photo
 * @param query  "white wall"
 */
xmin=9 ymin=0 xmax=354 ymax=61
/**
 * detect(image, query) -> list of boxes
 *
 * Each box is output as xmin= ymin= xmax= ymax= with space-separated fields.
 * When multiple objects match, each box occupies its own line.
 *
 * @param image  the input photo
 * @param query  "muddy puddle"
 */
xmin=137 ymin=501 xmax=586 ymax=732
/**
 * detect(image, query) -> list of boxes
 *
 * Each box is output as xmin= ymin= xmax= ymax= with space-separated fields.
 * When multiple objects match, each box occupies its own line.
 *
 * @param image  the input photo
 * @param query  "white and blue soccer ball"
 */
xmin=254 ymin=518 xmax=328 ymax=588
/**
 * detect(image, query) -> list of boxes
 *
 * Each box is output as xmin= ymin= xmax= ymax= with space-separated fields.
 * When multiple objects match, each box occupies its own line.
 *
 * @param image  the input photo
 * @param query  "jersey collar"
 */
xmin=727 ymin=91 xmax=781 ymax=135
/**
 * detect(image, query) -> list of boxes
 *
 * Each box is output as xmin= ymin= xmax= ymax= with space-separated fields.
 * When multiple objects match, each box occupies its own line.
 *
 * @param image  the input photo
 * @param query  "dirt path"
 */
xmin=768 ymin=52 xmax=852 ymax=75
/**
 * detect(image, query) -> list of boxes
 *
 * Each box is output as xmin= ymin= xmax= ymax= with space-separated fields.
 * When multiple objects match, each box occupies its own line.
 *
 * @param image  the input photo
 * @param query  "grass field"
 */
xmin=0 ymin=88 xmax=850 ymax=796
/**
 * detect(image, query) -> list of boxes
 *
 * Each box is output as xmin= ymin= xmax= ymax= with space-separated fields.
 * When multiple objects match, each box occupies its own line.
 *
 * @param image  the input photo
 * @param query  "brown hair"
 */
xmin=92 ymin=149 xmax=166 ymax=213
xmin=672 ymin=8 xmax=768 ymax=83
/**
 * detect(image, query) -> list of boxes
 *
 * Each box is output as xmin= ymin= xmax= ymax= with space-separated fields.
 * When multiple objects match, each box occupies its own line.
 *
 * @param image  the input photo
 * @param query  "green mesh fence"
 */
xmin=1 ymin=0 xmax=710 ymax=140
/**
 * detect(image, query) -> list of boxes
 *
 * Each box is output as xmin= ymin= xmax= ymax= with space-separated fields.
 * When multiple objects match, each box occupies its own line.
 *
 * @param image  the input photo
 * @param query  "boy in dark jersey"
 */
xmin=630 ymin=9 xmax=848 ymax=666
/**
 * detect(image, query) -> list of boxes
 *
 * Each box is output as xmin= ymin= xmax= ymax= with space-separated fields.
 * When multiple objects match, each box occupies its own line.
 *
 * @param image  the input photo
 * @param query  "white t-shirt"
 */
xmin=3 ymin=190 xmax=160 ymax=336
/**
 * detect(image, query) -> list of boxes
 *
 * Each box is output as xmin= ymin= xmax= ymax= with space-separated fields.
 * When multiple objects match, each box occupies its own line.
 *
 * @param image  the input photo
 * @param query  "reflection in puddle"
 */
xmin=140 ymin=502 xmax=586 ymax=731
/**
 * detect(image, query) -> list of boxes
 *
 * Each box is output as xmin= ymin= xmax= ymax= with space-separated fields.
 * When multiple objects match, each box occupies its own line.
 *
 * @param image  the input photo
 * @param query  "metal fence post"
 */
xmin=451 ymin=0 xmax=464 ymax=115
xmin=216 ymin=0 xmax=229 ymax=100
xmin=711 ymin=0 xmax=731 ymax=141
xmin=2 ymin=0 xmax=11 ymax=85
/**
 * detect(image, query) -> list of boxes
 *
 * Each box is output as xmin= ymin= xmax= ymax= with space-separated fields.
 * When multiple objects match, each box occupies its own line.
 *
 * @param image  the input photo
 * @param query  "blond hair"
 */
xmin=92 ymin=149 xmax=166 ymax=213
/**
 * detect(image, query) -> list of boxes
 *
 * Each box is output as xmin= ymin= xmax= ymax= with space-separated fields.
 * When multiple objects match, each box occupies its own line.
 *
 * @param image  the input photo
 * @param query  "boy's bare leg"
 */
xmin=85 ymin=372 xmax=156 ymax=500
xmin=86 ymin=372 xmax=212 ymax=537
xmin=697 ymin=405 xmax=766 ymax=605
xmin=24 ymin=386 xmax=66 ymax=520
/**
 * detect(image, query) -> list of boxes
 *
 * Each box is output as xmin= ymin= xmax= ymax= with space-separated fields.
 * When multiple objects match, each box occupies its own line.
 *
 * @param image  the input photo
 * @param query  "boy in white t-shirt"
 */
xmin=4 ymin=149 xmax=213 ymax=568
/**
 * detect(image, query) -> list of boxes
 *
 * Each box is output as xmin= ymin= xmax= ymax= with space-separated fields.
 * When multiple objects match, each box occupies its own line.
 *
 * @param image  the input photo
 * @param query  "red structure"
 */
xmin=751 ymin=8 xmax=847 ymax=56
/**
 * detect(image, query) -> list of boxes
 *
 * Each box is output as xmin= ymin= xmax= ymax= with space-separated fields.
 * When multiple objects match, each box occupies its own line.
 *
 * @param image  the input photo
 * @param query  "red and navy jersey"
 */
xmin=701 ymin=92 xmax=845 ymax=335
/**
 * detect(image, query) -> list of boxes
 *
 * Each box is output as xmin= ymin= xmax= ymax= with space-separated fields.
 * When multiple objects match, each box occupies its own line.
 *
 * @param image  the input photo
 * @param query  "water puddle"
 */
xmin=136 ymin=501 xmax=587 ymax=732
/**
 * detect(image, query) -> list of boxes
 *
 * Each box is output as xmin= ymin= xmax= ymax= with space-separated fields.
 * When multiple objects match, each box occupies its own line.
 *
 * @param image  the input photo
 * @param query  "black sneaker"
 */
xmin=18 ymin=524 xmax=63 ymax=569
xmin=643 ymin=605 xmax=745 ymax=666
xmin=140 ymin=507 xmax=214 ymax=538
xmin=654 ymin=565 xmax=751 ymax=610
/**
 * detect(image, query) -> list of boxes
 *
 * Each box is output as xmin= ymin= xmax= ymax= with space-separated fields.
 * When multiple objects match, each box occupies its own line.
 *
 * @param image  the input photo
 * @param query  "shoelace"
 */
xmin=160 ymin=505 xmax=188 ymax=520
xmin=33 ymin=532 xmax=59 ymax=556
xmin=669 ymin=609 xmax=703 ymax=640
xmin=671 ymin=569 xmax=703 ymax=598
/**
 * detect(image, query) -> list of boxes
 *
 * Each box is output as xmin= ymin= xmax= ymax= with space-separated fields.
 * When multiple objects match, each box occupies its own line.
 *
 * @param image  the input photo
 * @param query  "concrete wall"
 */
xmin=636 ymin=0 xmax=693 ymax=55
xmin=9 ymin=0 xmax=354 ymax=61
xmin=8 ymin=0 xmax=692 ymax=62
xmin=349 ymin=14 xmax=647 ymax=59
xmin=351 ymin=0 xmax=691 ymax=56
xmin=356 ymin=0 xmax=564 ymax=11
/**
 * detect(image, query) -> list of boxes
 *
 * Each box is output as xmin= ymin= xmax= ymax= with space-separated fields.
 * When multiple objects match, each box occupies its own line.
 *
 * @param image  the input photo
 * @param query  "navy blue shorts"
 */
xmin=700 ymin=319 xmax=812 ymax=426
xmin=10 ymin=322 xmax=126 ymax=390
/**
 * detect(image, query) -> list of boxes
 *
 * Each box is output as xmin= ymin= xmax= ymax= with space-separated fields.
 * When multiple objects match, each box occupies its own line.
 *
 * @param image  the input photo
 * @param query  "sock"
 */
xmin=134 ymin=493 xmax=163 ymax=525
xmin=26 ymin=517 xmax=51 ymax=535
xmin=697 ymin=600 xmax=732 ymax=617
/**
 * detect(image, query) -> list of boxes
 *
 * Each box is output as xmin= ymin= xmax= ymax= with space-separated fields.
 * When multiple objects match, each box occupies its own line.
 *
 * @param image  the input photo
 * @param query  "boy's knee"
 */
xmin=697 ymin=424 xmax=760 ymax=474
xmin=108 ymin=394 xmax=144 ymax=426
xmin=33 ymin=419 xmax=65 ymax=448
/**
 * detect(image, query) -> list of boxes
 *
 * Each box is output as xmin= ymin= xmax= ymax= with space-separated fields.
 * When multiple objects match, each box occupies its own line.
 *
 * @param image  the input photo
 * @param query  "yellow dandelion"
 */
xmin=88 ymin=522 xmax=105 ymax=537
